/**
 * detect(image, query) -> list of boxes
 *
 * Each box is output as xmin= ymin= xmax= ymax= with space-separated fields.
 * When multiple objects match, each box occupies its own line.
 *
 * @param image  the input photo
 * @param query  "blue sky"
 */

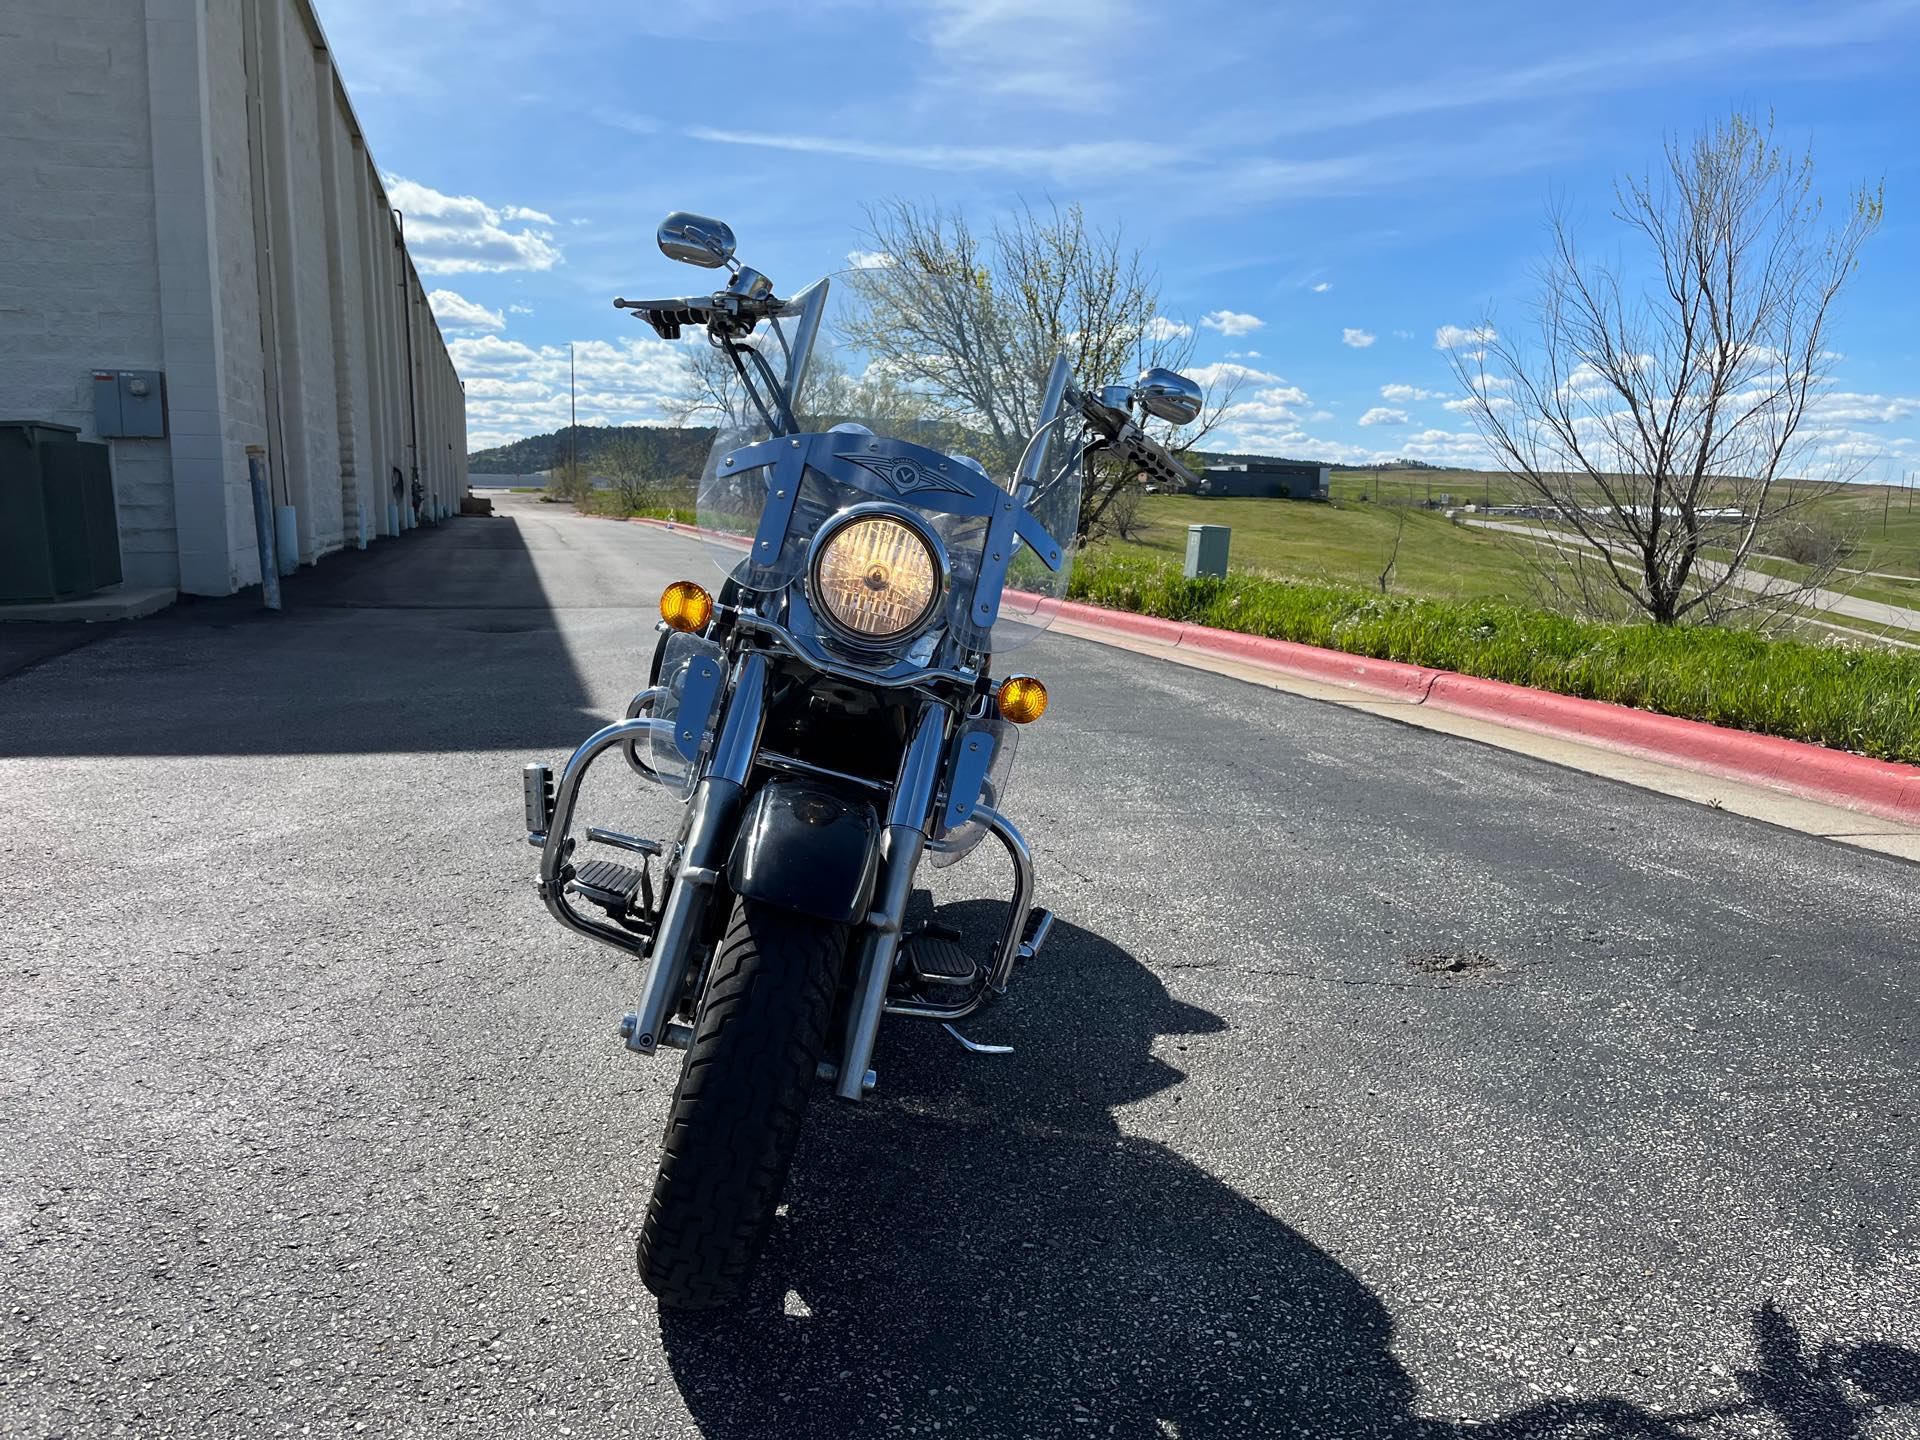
xmin=319 ymin=0 xmax=1920 ymax=471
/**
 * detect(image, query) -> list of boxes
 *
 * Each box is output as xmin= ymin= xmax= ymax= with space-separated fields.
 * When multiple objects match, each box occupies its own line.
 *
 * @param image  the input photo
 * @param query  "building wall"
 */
xmin=0 ymin=0 xmax=466 ymax=598
xmin=0 ymin=0 xmax=178 ymax=585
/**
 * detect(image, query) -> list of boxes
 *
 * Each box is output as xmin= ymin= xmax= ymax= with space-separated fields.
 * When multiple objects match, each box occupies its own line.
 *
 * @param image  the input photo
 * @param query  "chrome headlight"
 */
xmin=808 ymin=507 xmax=944 ymax=645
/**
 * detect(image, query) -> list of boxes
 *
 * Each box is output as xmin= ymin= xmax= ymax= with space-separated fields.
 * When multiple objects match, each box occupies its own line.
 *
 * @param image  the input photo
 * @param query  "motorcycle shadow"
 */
xmin=657 ymin=909 xmax=1920 ymax=1440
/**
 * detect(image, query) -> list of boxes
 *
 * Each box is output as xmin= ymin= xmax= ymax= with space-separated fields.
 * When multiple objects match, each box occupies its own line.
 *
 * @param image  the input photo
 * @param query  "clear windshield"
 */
xmin=683 ymin=271 xmax=1080 ymax=654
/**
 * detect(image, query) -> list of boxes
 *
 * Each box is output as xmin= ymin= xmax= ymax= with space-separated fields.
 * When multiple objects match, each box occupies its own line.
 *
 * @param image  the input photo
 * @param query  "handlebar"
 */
xmin=1068 ymin=384 xmax=1200 ymax=491
xmin=612 ymin=289 xmax=792 ymax=341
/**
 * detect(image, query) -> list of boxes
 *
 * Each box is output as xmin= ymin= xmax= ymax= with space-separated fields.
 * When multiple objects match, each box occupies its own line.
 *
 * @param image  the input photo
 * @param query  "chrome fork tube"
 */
xmin=624 ymin=652 xmax=768 ymax=1055
xmin=834 ymin=702 xmax=947 ymax=1101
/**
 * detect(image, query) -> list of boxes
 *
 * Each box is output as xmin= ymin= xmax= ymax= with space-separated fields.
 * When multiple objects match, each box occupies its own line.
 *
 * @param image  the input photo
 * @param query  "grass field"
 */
xmin=1092 ymin=470 xmax=1920 ymax=621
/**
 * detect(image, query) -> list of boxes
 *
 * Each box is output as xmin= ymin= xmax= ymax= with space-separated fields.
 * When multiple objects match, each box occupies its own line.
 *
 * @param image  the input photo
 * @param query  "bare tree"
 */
xmin=600 ymin=433 xmax=662 ymax=514
xmin=842 ymin=200 xmax=1245 ymax=539
xmin=1449 ymin=112 xmax=1882 ymax=625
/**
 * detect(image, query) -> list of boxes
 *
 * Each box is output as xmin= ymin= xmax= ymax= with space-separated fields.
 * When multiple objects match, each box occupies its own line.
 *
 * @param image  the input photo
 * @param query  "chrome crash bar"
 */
xmin=881 ymin=804 xmax=1038 ymax=1024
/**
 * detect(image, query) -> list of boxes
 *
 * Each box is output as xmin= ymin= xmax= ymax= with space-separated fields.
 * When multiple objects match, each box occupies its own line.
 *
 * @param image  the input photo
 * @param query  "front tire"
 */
xmin=637 ymin=898 xmax=844 ymax=1309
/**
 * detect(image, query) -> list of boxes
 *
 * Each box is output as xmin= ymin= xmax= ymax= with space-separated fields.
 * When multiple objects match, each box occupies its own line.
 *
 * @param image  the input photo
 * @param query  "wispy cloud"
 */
xmin=1358 ymin=406 xmax=1407 ymax=426
xmin=1343 ymin=328 xmax=1376 ymax=349
xmin=682 ymin=125 xmax=1170 ymax=179
xmin=916 ymin=0 xmax=1140 ymax=110
xmin=1380 ymin=383 xmax=1441 ymax=402
xmin=1253 ymin=3 xmax=1920 ymax=140
xmin=1145 ymin=316 xmax=1193 ymax=342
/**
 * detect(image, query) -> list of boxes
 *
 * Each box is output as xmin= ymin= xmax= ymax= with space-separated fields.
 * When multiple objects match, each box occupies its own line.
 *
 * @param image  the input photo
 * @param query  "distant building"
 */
xmin=1197 ymin=460 xmax=1330 ymax=500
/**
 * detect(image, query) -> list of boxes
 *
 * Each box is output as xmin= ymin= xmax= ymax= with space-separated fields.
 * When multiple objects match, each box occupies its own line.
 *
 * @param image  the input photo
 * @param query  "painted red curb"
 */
xmin=624 ymin=515 xmax=1920 ymax=825
xmin=1050 ymin=598 xmax=1920 ymax=827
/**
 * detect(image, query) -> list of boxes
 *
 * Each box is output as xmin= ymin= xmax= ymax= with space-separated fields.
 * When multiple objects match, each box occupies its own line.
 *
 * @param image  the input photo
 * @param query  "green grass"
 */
xmin=1068 ymin=550 xmax=1920 ymax=764
xmin=1099 ymin=494 xmax=1546 ymax=601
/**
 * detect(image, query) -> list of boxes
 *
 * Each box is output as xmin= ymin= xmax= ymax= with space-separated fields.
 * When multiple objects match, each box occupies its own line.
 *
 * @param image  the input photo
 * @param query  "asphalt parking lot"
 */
xmin=3 ymin=497 xmax=1916 ymax=1438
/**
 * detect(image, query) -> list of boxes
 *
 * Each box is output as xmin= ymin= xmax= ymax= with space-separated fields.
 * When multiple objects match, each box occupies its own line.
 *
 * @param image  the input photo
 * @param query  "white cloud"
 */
xmin=504 ymin=204 xmax=556 ymax=225
xmin=1226 ymin=349 xmax=1263 ymax=360
xmin=1444 ymin=395 xmax=1516 ymax=414
xmin=1380 ymin=384 xmax=1441 ymax=402
xmin=1397 ymin=428 xmax=1492 ymax=464
xmin=1144 ymin=316 xmax=1193 ymax=342
xmin=385 ymin=175 xmax=563 ymax=275
xmin=1310 ymin=281 xmax=1332 ymax=293
xmin=427 ymin=288 xmax=504 ymax=331
xmin=508 ymin=303 xmax=535 ymax=316
xmin=1358 ymin=407 xmax=1408 ymax=426
xmin=1342 ymin=328 xmax=1376 ymax=349
xmin=846 ymin=249 xmax=895 ymax=270
xmin=451 ymin=332 xmax=692 ymax=450
xmin=1183 ymin=361 xmax=1281 ymax=390
xmin=1201 ymin=309 xmax=1265 ymax=337
xmin=1435 ymin=323 xmax=1498 ymax=350
xmin=1810 ymin=392 xmax=1920 ymax=425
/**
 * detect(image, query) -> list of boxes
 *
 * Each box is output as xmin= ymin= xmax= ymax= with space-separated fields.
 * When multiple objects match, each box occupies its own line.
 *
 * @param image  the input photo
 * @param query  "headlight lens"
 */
xmin=811 ymin=515 xmax=941 ymax=642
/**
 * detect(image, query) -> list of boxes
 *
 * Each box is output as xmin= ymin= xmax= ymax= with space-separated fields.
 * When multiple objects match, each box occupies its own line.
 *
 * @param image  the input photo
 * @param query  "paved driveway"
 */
xmin=3 ymin=498 xmax=1916 ymax=1438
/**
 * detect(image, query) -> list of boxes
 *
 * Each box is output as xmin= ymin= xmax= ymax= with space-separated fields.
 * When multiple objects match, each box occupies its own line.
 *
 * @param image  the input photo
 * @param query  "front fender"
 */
xmin=726 ymin=780 xmax=882 ymax=925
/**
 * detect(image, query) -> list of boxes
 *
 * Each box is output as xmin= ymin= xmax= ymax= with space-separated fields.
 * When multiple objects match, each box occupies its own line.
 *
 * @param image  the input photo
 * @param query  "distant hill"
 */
xmin=468 ymin=424 xmax=717 ymax=478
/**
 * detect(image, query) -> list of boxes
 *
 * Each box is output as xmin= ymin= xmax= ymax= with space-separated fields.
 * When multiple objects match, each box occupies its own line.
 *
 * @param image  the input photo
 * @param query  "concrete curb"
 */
xmin=1049 ymin=598 xmax=1920 ymax=827
xmin=621 ymin=514 xmax=1920 ymax=826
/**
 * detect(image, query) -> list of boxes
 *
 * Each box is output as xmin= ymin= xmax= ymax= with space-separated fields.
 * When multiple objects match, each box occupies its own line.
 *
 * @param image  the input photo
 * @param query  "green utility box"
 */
xmin=0 ymin=421 xmax=122 ymax=602
xmin=1184 ymin=523 xmax=1230 ymax=579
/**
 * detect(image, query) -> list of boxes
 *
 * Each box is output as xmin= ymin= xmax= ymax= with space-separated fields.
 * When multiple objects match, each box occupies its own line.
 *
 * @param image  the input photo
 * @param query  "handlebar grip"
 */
xmin=1116 ymin=424 xmax=1200 ymax=492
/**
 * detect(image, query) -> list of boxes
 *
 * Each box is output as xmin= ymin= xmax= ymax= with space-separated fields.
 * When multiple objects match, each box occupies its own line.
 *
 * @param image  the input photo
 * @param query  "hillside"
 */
xmin=468 ymin=424 xmax=717 ymax=478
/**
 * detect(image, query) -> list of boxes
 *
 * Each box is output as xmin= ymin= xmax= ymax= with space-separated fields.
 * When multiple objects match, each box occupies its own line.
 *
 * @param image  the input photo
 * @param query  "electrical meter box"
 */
xmin=92 ymin=369 xmax=167 ymax=439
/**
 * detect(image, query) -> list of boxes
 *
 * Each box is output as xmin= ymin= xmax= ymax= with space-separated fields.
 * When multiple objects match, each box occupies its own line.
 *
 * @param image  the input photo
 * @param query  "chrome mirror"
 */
xmin=1133 ymin=367 xmax=1204 ymax=426
xmin=657 ymin=212 xmax=737 ymax=269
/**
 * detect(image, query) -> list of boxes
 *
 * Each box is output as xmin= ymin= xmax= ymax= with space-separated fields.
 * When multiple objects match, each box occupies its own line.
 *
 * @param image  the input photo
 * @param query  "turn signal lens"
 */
xmin=660 ymin=580 xmax=713 ymax=633
xmin=996 ymin=675 xmax=1048 ymax=724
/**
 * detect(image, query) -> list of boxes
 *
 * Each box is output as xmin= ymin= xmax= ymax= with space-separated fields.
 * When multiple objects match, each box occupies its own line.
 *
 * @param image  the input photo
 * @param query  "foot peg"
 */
xmin=1019 ymin=907 xmax=1054 ymax=962
xmin=902 ymin=930 xmax=979 ymax=989
xmin=568 ymin=858 xmax=644 ymax=915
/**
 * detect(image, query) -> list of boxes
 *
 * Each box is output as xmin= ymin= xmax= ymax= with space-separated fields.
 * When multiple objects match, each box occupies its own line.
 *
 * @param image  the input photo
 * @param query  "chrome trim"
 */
xmin=779 ymin=276 xmax=830 ymax=411
xmin=1019 ymin=907 xmax=1055 ymax=962
xmin=879 ymin=804 xmax=1035 ymax=1024
xmin=622 ymin=685 xmax=667 ymax=778
xmin=835 ymin=702 xmax=946 ymax=1100
xmin=975 ymin=806 xmax=1035 ymax=995
xmin=623 ymin=652 xmax=768 ymax=1055
xmin=888 ymin=705 xmax=948 ymax=831
xmin=523 ymin=762 xmax=554 ymax=837
xmin=710 ymin=652 xmax=769 ymax=784
xmin=586 ymin=827 xmax=662 ymax=857
xmin=733 ymin=612 xmax=977 ymax=691
xmin=942 ymin=1022 xmax=1013 ymax=1055
xmin=1013 ymin=355 xmax=1074 ymax=504
xmin=538 ymin=719 xmax=657 ymax=956
xmin=803 ymin=502 xmax=951 ymax=652
xmin=756 ymin=749 xmax=892 ymax=794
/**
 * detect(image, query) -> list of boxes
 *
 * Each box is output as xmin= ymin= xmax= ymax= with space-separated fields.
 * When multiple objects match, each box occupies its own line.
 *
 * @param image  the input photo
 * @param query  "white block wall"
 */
xmin=0 ymin=0 xmax=467 ymax=597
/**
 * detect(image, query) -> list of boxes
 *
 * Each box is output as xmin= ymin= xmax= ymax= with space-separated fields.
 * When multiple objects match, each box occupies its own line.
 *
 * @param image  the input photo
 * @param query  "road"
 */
xmin=3 ymin=497 xmax=1917 ymax=1439
xmin=1460 ymin=517 xmax=1920 ymax=634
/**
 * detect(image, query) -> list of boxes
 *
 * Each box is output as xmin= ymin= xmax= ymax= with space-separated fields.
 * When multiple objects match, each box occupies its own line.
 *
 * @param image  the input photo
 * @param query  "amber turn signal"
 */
xmin=660 ymin=580 xmax=713 ymax=633
xmin=996 ymin=675 xmax=1048 ymax=724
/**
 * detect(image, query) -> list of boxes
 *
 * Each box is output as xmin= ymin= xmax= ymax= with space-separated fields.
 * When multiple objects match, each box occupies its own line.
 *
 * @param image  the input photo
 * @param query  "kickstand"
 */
xmin=942 ymin=1022 xmax=1013 ymax=1055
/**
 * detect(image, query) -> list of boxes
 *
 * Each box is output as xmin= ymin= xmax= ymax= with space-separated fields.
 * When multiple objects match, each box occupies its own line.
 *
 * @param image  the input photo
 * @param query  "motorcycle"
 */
xmin=521 ymin=212 xmax=1205 ymax=1309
